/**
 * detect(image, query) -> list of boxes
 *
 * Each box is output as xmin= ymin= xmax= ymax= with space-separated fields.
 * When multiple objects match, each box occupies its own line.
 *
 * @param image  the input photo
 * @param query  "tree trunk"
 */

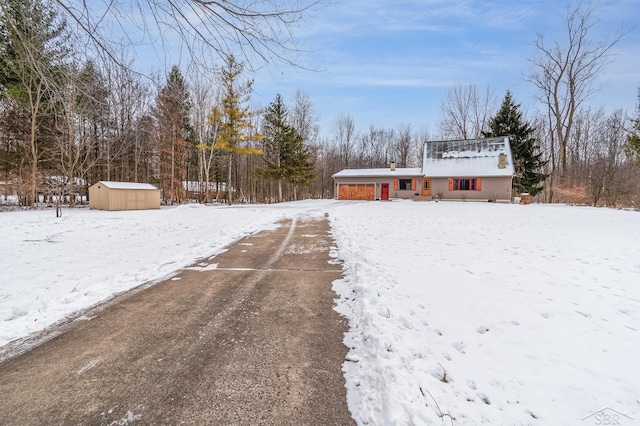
xmin=227 ymin=154 xmax=233 ymax=204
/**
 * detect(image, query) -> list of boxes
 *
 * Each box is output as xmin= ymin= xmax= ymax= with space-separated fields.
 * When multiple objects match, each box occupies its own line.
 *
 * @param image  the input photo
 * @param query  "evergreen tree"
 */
xmin=0 ymin=0 xmax=67 ymax=97
xmin=152 ymin=65 xmax=192 ymax=204
xmin=627 ymin=88 xmax=640 ymax=167
xmin=258 ymin=94 xmax=315 ymax=201
xmin=207 ymin=55 xmax=262 ymax=203
xmin=485 ymin=91 xmax=547 ymax=196
xmin=0 ymin=0 xmax=68 ymax=207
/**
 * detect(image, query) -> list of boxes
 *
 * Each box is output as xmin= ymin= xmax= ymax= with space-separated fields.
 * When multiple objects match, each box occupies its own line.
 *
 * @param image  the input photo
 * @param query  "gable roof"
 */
xmin=422 ymin=137 xmax=515 ymax=177
xmin=95 ymin=181 xmax=158 ymax=190
xmin=332 ymin=167 xmax=422 ymax=178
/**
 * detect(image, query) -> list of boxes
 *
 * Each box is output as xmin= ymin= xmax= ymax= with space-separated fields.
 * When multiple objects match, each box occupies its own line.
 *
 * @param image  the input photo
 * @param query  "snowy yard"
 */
xmin=1 ymin=200 xmax=638 ymax=424
xmin=330 ymin=201 xmax=639 ymax=424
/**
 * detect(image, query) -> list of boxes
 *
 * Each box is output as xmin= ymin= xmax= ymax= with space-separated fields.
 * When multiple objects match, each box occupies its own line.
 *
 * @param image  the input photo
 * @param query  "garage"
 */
xmin=337 ymin=183 xmax=375 ymax=200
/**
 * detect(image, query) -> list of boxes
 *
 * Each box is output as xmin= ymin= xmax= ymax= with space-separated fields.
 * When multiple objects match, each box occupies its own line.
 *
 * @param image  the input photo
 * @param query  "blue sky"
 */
xmin=245 ymin=0 xmax=640 ymax=138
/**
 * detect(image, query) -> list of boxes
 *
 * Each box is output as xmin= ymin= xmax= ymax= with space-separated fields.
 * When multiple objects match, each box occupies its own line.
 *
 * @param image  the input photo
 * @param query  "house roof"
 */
xmin=422 ymin=137 xmax=515 ymax=177
xmin=95 ymin=181 xmax=158 ymax=190
xmin=332 ymin=167 xmax=423 ymax=178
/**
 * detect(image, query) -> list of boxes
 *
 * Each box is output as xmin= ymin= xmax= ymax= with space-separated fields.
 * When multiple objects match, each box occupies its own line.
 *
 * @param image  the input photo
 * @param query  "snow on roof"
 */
xmin=97 ymin=181 xmax=158 ymax=190
xmin=422 ymin=137 xmax=515 ymax=177
xmin=332 ymin=167 xmax=423 ymax=178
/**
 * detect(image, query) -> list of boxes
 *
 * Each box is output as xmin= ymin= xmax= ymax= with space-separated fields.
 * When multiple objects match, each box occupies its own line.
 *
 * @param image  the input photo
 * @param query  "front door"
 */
xmin=421 ymin=178 xmax=432 ymax=197
xmin=381 ymin=183 xmax=389 ymax=200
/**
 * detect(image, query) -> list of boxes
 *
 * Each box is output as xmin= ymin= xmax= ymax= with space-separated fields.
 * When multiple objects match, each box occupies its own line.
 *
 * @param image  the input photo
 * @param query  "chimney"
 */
xmin=390 ymin=161 xmax=396 ymax=171
xmin=498 ymin=153 xmax=506 ymax=169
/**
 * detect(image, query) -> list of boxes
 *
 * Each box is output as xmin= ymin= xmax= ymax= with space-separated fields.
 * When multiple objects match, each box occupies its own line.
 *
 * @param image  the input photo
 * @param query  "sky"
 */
xmin=245 ymin=0 xmax=640 ymax=138
xmin=97 ymin=0 xmax=640 ymax=139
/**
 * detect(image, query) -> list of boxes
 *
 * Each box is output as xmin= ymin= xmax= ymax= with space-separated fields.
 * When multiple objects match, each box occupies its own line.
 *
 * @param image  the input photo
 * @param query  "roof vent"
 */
xmin=498 ymin=153 xmax=506 ymax=169
xmin=390 ymin=161 xmax=396 ymax=171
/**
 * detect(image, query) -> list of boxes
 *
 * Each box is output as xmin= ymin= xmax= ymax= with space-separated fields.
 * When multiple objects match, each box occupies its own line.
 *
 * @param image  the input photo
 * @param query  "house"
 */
xmin=332 ymin=137 xmax=515 ymax=202
xmin=88 ymin=181 xmax=161 ymax=211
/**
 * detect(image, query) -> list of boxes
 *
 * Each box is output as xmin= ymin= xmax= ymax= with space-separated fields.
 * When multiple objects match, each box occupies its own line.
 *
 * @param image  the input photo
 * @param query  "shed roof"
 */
xmin=422 ymin=137 xmax=515 ymax=177
xmin=95 ymin=181 xmax=158 ymax=190
xmin=332 ymin=167 xmax=423 ymax=178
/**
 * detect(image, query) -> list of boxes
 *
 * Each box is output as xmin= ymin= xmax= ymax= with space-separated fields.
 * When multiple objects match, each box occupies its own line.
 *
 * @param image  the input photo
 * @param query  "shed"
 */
xmin=89 ymin=181 xmax=160 ymax=211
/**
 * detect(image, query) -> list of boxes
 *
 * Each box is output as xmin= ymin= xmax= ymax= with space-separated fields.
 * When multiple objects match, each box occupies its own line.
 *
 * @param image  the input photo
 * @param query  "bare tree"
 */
xmin=101 ymin=59 xmax=150 ymax=182
xmin=439 ymin=83 xmax=495 ymax=140
xmin=191 ymin=73 xmax=220 ymax=202
xmin=414 ymin=127 xmax=431 ymax=166
xmin=526 ymin=2 xmax=628 ymax=182
xmin=53 ymin=0 xmax=320 ymax=72
xmin=332 ymin=113 xmax=356 ymax=168
xmin=393 ymin=123 xmax=414 ymax=167
xmin=586 ymin=109 xmax=632 ymax=206
xmin=290 ymin=89 xmax=319 ymax=145
xmin=49 ymin=62 xmax=105 ymax=216
xmin=357 ymin=125 xmax=388 ymax=168
xmin=310 ymin=137 xmax=340 ymax=199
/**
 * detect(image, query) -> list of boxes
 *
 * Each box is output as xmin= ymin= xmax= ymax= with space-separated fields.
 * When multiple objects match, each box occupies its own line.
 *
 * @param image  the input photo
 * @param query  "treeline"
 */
xmin=0 ymin=0 xmax=428 ymax=206
xmin=534 ymin=104 xmax=640 ymax=206
xmin=435 ymin=83 xmax=640 ymax=207
xmin=1 ymin=0 xmax=639 ymax=209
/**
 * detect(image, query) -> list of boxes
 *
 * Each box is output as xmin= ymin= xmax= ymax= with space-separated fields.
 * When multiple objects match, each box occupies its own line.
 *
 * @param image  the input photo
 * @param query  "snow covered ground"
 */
xmin=1 ymin=200 xmax=639 ymax=424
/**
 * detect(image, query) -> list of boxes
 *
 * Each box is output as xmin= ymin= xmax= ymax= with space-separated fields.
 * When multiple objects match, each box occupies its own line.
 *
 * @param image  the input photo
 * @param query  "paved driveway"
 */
xmin=0 ymin=216 xmax=354 ymax=425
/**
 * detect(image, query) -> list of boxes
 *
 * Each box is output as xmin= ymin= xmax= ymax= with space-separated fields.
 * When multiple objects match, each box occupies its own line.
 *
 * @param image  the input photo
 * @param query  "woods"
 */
xmin=1 ymin=1 xmax=638 ymax=209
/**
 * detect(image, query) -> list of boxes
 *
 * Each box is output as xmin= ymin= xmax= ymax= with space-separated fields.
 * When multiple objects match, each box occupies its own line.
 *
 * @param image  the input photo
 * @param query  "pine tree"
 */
xmin=485 ymin=91 xmax=547 ymax=196
xmin=257 ymin=94 xmax=315 ymax=201
xmin=207 ymin=55 xmax=262 ymax=203
xmin=153 ymin=65 xmax=192 ymax=204
xmin=258 ymin=94 xmax=288 ymax=201
xmin=627 ymin=88 xmax=640 ymax=167
xmin=0 ymin=0 xmax=68 ymax=207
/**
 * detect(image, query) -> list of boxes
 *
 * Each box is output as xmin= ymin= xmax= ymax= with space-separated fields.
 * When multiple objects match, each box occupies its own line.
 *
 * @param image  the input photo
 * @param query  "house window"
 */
xmin=423 ymin=180 xmax=429 ymax=190
xmin=398 ymin=179 xmax=412 ymax=190
xmin=452 ymin=178 xmax=480 ymax=191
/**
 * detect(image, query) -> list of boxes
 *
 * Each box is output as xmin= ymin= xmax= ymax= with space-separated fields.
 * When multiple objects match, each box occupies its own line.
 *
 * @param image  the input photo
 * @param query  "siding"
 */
xmin=431 ymin=176 xmax=512 ymax=201
xmin=333 ymin=175 xmax=422 ymax=200
xmin=89 ymin=182 xmax=160 ymax=211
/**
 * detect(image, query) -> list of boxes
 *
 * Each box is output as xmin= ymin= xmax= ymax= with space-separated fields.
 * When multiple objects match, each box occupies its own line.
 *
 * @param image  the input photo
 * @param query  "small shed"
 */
xmin=89 ymin=181 xmax=160 ymax=211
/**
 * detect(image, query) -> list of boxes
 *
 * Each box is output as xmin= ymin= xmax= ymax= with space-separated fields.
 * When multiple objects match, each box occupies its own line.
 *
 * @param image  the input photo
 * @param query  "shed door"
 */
xmin=338 ymin=184 xmax=375 ymax=200
xmin=127 ymin=190 xmax=146 ymax=209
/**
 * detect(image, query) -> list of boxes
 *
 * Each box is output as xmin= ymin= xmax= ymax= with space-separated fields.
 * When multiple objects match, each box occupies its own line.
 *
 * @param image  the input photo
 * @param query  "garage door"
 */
xmin=338 ymin=184 xmax=375 ymax=200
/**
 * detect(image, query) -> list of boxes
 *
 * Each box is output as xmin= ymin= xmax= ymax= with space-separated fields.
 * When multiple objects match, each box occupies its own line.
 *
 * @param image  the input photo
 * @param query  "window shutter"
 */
xmin=448 ymin=178 xmax=454 ymax=191
xmin=412 ymin=178 xmax=416 ymax=191
xmin=477 ymin=178 xmax=482 ymax=191
xmin=393 ymin=179 xmax=398 ymax=190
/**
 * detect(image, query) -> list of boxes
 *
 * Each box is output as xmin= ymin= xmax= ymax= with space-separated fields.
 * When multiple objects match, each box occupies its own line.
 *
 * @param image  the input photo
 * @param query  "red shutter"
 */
xmin=393 ymin=179 xmax=398 ymax=190
xmin=449 ymin=178 xmax=454 ymax=191
xmin=412 ymin=178 xmax=416 ymax=191
xmin=477 ymin=178 xmax=482 ymax=191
